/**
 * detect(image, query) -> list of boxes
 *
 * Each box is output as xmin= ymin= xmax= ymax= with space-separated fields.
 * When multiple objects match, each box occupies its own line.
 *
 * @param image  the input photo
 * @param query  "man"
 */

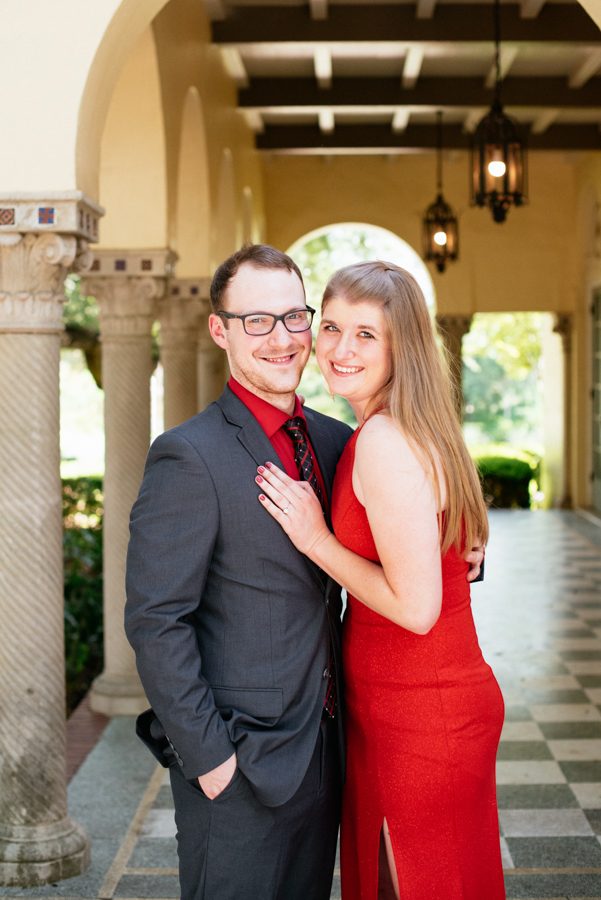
xmin=125 ymin=244 xmax=483 ymax=900
xmin=125 ymin=244 xmax=351 ymax=900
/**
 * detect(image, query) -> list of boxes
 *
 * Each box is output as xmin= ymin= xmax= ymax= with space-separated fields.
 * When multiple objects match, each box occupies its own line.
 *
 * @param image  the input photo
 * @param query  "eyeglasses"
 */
xmin=218 ymin=307 xmax=316 ymax=336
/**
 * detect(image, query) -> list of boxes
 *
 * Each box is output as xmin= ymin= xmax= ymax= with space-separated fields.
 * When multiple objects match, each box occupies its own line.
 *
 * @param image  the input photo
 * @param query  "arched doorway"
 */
xmin=287 ymin=222 xmax=435 ymax=425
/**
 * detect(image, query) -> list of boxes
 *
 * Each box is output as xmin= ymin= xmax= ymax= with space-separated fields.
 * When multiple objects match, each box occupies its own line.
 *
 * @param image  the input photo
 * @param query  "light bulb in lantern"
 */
xmin=433 ymin=231 xmax=448 ymax=246
xmin=488 ymin=160 xmax=506 ymax=178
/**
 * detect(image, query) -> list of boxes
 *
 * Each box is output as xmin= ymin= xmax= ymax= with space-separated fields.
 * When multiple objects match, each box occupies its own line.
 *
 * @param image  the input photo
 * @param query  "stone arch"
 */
xmin=213 ymin=148 xmax=238 ymax=270
xmin=175 ymin=87 xmax=211 ymax=277
xmin=76 ymin=0 xmax=171 ymax=200
xmin=97 ymin=25 xmax=167 ymax=247
xmin=287 ymin=221 xmax=436 ymax=310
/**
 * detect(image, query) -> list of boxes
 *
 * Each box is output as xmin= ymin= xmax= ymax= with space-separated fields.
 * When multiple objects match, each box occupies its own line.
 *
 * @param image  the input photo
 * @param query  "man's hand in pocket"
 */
xmin=198 ymin=752 xmax=237 ymax=799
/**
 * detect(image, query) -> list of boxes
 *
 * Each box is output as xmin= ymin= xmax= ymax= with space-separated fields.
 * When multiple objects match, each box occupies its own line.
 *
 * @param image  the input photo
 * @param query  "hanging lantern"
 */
xmin=471 ymin=0 xmax=527 ymax=223
xmin=423 ymin=111 xmax=458 ymax=273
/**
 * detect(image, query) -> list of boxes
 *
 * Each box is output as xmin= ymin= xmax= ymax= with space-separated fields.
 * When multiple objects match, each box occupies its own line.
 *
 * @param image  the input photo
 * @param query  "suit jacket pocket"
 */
xmin=212 ymin=686 xmax=283 ymax=718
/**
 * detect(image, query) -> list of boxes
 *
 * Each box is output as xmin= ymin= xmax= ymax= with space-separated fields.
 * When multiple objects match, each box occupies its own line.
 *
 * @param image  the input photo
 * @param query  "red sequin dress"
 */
xmin=332 ymin=426 xmax=506 ymax=900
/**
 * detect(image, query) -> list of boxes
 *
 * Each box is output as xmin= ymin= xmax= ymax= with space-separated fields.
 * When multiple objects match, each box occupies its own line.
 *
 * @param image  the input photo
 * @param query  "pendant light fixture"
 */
xmin=471 ymin=0 xmax=527 ymax=223
xmin=423 ymin=111 xmax=458 ymax=273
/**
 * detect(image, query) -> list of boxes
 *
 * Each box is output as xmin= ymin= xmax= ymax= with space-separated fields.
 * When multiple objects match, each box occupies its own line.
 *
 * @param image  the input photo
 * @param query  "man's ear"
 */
xmin=209 ymin=313 xmax=229 ymax=350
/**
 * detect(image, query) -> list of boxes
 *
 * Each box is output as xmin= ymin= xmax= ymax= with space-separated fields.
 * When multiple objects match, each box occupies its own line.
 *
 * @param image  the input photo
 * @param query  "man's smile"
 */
xmin=260 ymin=353 xmax=298 ymax=365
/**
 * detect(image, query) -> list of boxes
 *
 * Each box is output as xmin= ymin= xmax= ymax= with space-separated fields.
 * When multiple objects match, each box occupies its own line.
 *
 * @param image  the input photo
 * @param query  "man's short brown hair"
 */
xmin=210 ymin=243 xmax=304 ymax=316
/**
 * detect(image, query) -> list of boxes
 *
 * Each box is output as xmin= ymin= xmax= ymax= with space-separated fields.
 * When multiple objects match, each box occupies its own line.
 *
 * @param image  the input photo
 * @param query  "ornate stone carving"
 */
xmin=81 ymin=265 xmax=172 ymax=716
xmin=158 ymin=294 xmax=205 ymax=349
xmin=0 ymin=230 xmax=90 ymax=884
xmin=82 ymin=276 xmax=163 ymax=339
xmin=435 ymin=314 xmax=474 ymax=354
xmin=0 ymin=191 xmax=103 ymax=244
xmin=553 ymin=312 xmax=573 ymax=355
xmin=159 ymin=281 xmax=209 ymax=429
xmin=0 ymin=233 xmax=78 ymax=333
xmin=88 ymin=247 xmax=177 ymax=278
xmin=435 ymin=314 xmax=473 ymax=419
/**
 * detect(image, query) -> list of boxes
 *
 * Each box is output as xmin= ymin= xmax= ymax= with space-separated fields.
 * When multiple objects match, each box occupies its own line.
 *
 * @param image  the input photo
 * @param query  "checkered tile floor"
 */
xmin=95 ymin=511 xmax=601 ymax=900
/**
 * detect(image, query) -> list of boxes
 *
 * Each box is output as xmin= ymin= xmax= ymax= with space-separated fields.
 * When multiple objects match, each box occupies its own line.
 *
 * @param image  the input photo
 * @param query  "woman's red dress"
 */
xmin=331 ymin=426 xmax=506 ymax=900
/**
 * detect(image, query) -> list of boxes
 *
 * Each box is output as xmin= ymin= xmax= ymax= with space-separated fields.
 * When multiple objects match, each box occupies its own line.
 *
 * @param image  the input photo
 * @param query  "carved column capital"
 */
xmin=82 ymin=276 xmax=163 ymax=340
xmin=435 ymin=314 xmax=474 ymax=347
xmin=0 ymin=233 xmax=89 ymax=334
xmin=553 ymin=312 xmax=573 ymax=355
xmin=158 ymin=296 xmax=206 ymax=351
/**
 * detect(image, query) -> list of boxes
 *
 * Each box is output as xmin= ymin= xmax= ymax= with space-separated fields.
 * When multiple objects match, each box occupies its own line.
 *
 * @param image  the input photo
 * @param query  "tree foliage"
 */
xmin=63 ymin=274 xmax=100 ymax=332
xmin=62 ymin=477 xmax=104 ymax=714
xmin=462 ymin=313 xmax=544 ymax=449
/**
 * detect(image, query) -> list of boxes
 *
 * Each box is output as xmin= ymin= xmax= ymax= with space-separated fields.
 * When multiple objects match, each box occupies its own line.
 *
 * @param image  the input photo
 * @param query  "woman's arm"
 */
xmin=256 ymin=416 xmax=443 ymax=635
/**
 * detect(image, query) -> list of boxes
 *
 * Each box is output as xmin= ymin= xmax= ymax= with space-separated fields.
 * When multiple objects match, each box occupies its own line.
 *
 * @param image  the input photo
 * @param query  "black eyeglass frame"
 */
xmin=218 ymin=306 xmax=316 ymax=336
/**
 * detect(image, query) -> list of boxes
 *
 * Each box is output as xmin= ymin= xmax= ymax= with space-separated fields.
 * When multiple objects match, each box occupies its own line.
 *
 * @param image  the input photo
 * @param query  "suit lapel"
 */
xmin=216 ymin=387 xmax=326 ymax=592
xmin=216 ymin=385 xmax=286 ymax=470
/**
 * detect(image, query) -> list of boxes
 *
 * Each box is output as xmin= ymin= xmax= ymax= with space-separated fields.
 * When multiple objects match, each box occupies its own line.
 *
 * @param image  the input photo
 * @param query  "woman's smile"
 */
xmin=330 ymin=361 xmax=364 ymax=376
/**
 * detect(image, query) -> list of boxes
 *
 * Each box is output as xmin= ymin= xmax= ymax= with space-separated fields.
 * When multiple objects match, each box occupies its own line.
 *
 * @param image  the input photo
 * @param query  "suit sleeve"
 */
xmin=125 ymin=430 xmax=235 ymax=779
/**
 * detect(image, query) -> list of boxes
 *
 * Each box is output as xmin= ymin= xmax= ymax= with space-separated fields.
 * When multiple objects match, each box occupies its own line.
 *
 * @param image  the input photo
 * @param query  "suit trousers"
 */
xmin=169 ymin=719 xmax=341 ymax=900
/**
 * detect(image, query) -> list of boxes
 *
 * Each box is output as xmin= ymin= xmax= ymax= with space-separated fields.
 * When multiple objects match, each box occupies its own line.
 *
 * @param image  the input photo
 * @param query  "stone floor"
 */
xmin=5 ymin=509 xmax=601 ymax=900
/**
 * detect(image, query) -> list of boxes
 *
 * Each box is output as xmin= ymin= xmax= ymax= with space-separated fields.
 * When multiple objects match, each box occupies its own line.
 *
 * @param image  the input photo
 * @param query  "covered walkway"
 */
xmin=3 ymin=509 xmax=601 ymax=900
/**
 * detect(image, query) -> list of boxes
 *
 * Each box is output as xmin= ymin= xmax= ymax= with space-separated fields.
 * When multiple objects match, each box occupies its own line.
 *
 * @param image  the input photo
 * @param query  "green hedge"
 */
xmin=62 ymin=478 xmax=104 ymax=715
xmin=473 ymin=452 xmax=538 ymax=509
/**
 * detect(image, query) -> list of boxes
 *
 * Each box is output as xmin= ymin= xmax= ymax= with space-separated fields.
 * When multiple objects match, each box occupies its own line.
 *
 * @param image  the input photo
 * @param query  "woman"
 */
xmin=255 ymin=261 xmax=505 ymax=900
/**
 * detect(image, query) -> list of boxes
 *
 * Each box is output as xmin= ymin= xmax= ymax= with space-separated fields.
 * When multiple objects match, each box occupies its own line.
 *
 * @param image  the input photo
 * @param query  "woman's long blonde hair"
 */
xmin=322 ymin=260 xmax=488 ymax=554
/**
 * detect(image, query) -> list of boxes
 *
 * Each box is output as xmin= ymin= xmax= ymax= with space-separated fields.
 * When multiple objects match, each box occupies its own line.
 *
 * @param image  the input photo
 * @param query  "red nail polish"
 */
xmin=258 ymin=466 xmax=265 ymax=474
xmin=259 ymin=494 xmax=266 ymax=501
xmin=256 ymin=475 xmax=263 ymax=483
xmin=265 ymin=462 xmax=273 ymax=469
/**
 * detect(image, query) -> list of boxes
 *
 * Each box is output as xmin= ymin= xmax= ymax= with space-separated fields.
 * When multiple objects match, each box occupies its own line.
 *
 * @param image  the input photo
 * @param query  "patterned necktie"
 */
xmin=282 ymin=416 xmax=336 ymax=718
xmin=282 ymin=417 xmax=325 ymax=513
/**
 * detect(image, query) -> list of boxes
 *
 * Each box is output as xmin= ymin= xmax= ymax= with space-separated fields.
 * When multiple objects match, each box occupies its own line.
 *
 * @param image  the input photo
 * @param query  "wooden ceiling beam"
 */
xmin=402 ymin=45 xmax=424 ymax=89
xmin=239 ymin=76 xmax=601 ymax=108
xmin=213 ymin=5 xmax=601 ymax=44
xmin=256 ymin=122 xmax=601 ymax=150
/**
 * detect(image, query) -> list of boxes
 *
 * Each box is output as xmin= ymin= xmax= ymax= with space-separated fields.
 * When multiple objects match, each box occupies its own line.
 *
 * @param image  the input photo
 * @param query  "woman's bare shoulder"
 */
xmin=356 ymin=414 xmax=412 ymax=457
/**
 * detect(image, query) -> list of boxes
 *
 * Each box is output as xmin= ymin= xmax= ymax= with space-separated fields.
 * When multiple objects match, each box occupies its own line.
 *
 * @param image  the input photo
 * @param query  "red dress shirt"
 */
xmin=228 ymin=377 xmax=328 ymax=505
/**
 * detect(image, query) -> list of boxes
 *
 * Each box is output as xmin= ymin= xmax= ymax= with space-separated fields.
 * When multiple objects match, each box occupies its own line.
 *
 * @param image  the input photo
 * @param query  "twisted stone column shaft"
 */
xmin=0 ymin=233 xmax=90 ymax=886
xmin=83 ymin=276 xmax=162 ymax=715
xmin=102 ymin=338 xmax=153 ymax=696
xmin=0 ymin=333 xmax=66 ymax=826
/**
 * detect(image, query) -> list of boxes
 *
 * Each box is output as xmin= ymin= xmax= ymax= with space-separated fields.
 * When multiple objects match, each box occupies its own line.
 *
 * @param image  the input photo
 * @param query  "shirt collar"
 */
xmin=228 ymin=377 xmax=305 ymax=439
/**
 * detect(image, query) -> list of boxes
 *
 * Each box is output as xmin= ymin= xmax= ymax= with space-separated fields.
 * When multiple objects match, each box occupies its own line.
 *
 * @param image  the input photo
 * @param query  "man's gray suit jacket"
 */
xmin=125 ymin=386 xmax=353 ymax=808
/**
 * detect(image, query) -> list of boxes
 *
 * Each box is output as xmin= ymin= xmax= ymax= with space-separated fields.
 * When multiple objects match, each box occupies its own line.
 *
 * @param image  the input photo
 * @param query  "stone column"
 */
xmin=159 ymin=281 xmax=203 ymax=429
xmin=0 ymin=233 xmax=91 ymax=886
xmin=554 ymin=313 xmax=573 ymax=509
xmin=193 ymin=279 xmax=228 ymax=412
xmin=83 ymin=275 xmax=159 ymax=716
xmin=83 ymin=250 xmax=174 ymax=716
xmin=436 ymin=314 xmax=473 ymax=419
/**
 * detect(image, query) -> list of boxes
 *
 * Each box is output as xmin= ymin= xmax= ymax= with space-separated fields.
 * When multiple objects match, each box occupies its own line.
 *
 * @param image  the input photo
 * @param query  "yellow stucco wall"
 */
xmin=151 ymin=0 xmax=264 ymax=275
xmin=264 ymin=151 xmax=590 ymax=505
xmin=264 ymin=152 xmax=578 ymax=316
xmin=93 ymin=0 xmax=264 ymax=272
xmin=98 ymin=27 xmax=168 ymax=249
